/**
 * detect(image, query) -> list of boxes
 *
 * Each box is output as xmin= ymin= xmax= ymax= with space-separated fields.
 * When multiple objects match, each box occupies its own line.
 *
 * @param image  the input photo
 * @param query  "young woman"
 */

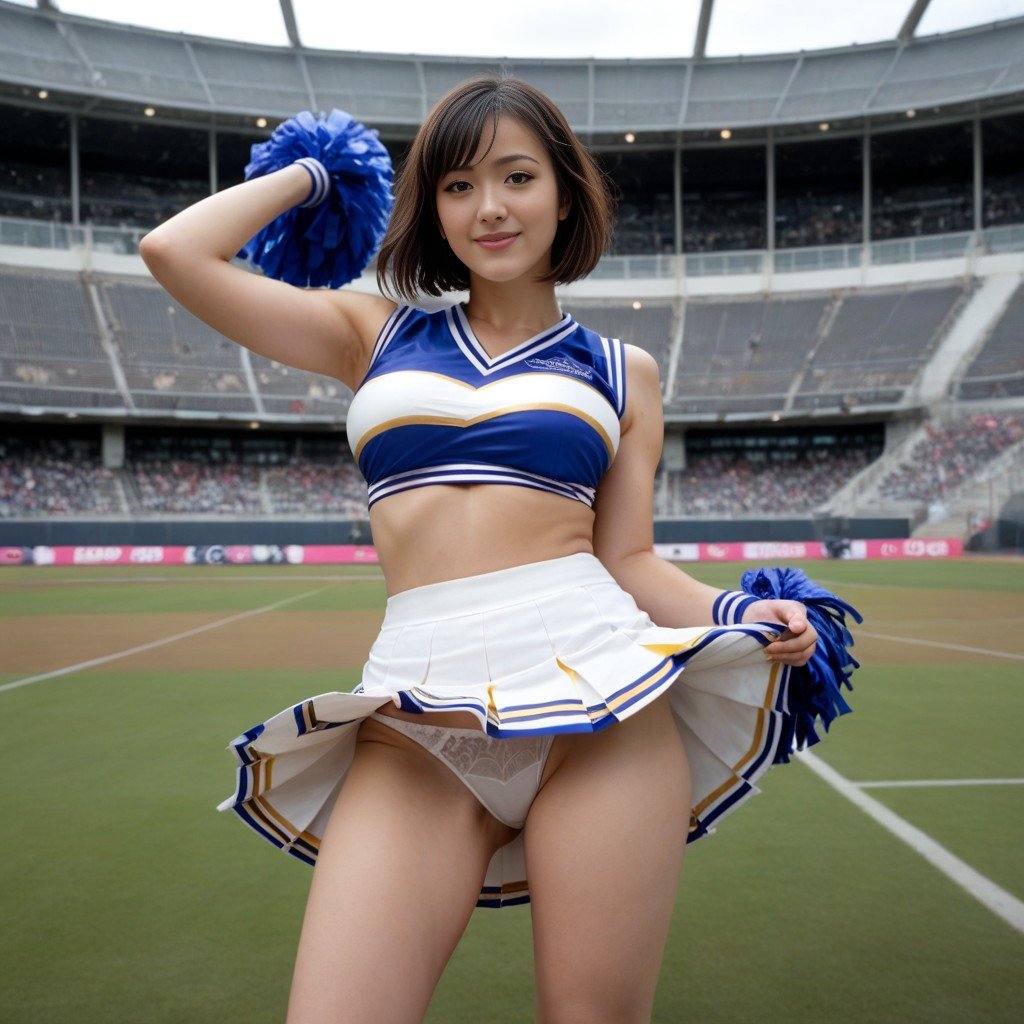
xmin=142 ymin=77 xmax=831 ymax=1024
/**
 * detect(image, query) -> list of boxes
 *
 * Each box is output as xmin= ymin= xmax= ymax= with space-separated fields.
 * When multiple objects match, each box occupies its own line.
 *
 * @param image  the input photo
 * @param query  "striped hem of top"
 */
xmin=365 ymin=462 xmax=597 ymax=509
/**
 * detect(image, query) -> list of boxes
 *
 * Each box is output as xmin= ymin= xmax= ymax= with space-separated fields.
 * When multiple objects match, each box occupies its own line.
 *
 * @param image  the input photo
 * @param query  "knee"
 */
xmin=537 ymin=991 xmax=653 ymax=1024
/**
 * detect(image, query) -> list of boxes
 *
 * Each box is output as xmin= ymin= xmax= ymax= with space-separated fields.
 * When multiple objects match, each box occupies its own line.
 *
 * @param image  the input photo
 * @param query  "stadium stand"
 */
xmin=660 ymin=444 xmax=882 ymax=516
xmin=877 ymin=413 xmax=1024 ymax=504
xmin=955 ymin=281 xmax=1024 ymax=399
xmin=1 ymin=424 xmax=892 ymax=519
xmin=671 ymin=294 xmax=830 ymax=415
xmin=793 ymin=281 xmax=970 ymax=410
xmin=0 ymin=268 xmax=121 ymax=409
xmin=98 ymin=278 xmax=256 ymax=415
xmin=0 ymin=429 xmax=121 ymax=516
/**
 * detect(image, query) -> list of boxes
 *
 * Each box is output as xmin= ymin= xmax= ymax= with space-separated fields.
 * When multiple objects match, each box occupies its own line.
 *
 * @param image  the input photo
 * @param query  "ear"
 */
xmin=558 ymin=194 xmax=572 ymax=221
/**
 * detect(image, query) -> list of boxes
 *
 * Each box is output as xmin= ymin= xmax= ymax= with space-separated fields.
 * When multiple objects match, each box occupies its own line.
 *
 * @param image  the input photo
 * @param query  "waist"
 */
xmin=369 ymin=483 xmax=595 ymax=599
xmin=381 ymin=550 xmax=615 ymax=625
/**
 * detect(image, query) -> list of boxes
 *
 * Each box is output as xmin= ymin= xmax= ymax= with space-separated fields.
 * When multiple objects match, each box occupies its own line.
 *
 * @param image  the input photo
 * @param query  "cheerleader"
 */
xmin=141 ymin=75 xmax=857 ymax=1024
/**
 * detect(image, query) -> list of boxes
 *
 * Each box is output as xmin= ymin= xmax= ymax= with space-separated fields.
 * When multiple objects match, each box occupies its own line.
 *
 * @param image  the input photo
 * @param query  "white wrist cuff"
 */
xmin=294 ymin=156 xmax=330 ymax=208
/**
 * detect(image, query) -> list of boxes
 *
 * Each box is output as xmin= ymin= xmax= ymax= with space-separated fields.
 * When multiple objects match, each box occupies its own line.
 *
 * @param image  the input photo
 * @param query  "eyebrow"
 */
xmin=447 ymin=153 xmax=541 ymax=174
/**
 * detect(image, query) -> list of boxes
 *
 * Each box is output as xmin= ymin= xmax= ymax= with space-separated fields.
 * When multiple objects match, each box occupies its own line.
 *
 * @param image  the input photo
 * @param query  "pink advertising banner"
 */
xmin=1 ymin=538 xmax=961 ymax=567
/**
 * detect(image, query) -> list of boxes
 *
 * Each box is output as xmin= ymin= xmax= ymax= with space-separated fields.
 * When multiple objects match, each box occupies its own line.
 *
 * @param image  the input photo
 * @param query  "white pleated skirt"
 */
xmin=218 ymin=551 xmax=790 ymax=908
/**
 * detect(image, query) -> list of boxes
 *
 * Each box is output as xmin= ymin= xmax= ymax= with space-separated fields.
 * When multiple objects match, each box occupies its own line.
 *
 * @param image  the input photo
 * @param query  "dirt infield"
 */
xmin=6 ymin=610 xmax=384 ymax=675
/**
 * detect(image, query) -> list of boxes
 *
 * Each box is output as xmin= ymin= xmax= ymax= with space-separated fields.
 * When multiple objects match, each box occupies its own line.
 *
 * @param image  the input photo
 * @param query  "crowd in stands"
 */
xmin=5 ymin=167 xmax=1024 ymax=253
xmin=0 ymin=162 xmax=72 ymax=220
xmin=264 ymin=457 xmax=368 ymax=516
xmin=878 ymin=413 xmax=1024 ymax=503
xmin=0 ymin=434 xmax=120 ymax=516
xmin=774 ymin=194 xmax=862 ymax=249
xmin=660 ymin=446 xmax=880 ymax=516
xmin=1 ymin=432 xmax=886 ymax=518
xmin=983 ymin=184 xmax=1024 ymax=227
xmin=871 ymin=185 xmax=972 ymax=240
xmin=683 ymin=198 xmax=766 ymax=252
xmin=12 ymin=416 xmax=1024 ymax=518
xmin=128 ymin=459 xmax=264 ymax=515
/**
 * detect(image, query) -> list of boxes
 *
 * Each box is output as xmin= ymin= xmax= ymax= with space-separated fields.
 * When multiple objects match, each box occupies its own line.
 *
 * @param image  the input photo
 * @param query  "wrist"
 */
xmin=292 ymin=156 xmax=330 ymax=208
xmin=711 ymin=590 xmax=757 ymax=625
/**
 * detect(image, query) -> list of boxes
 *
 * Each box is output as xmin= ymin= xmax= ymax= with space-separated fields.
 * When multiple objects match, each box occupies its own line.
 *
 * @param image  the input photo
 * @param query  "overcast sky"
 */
xmin=10 ymin=0 xmax=1024 ymax=57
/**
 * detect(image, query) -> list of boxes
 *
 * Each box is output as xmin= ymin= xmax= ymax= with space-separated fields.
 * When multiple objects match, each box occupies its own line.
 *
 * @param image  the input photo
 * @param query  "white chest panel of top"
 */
xmin=345 ymin=370 xmax=621 ymax=460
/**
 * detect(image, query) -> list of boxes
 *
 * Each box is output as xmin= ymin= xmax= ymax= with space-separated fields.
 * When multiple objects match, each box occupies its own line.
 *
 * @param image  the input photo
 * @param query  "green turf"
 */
xmin=687 ymin=557 xmax=1024 ymax=593
xmin=2 ymin=559 xmax=1022 ymax=1022
xmin=873 ymin=782 xmax=1024 ymax=903
xmin=0 ymin=578 xmax=386 ymax=616
xmin=817 ymin=664 xmax=1024 ymax=781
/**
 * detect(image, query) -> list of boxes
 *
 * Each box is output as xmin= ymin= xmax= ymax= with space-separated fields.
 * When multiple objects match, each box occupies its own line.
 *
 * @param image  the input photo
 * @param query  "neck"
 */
xmin=463 ymin=274 xmax=562 ymax=333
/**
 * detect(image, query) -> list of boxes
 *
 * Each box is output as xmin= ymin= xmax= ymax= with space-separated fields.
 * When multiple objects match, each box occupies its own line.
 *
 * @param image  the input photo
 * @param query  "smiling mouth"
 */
xmin=475 ymin=234 xmax=520 ymax=249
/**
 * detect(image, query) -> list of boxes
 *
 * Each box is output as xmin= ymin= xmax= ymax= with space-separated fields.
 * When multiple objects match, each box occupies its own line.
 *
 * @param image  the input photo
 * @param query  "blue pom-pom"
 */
xmin=740 ymin=567 xmax=863 ymax=765
xmin=237 ymin=109 xmax=394 ymax=289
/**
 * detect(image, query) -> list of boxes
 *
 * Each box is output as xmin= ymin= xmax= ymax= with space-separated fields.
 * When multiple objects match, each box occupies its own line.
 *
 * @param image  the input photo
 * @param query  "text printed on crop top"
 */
xmin=345 ymin=302 xmax=627 ymax=509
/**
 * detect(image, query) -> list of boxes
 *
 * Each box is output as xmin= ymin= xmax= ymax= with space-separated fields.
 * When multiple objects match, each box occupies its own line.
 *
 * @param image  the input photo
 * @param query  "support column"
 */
xmin=102 ymin=423 xmax=125 ymax=470
xmin=673 ymin=135 xmax=683 ymax=258
xmin=973 ymin=113 xmax=983 ymax=236
xmin=209 ymin=126 xmax=218 ymax=195
xmin=70 ymin=112 xmax=80 ymax=226
xmin=862 ymin=127 xmax=872 ymax=256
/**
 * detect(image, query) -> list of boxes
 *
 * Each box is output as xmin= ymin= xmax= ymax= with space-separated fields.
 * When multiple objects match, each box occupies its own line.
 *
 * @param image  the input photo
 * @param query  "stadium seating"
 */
xmin=955 ymin=282 xmax=1024 ymax=399
xmin=878 ymin=413 xmax=1024 ymax=504
xmin=792 ymin=282 xmax=969 ymax=410
xmin=0 ymin=268 xmax=121 ymax=409
xmin=671 ymin=294 xmax=828 ymax=414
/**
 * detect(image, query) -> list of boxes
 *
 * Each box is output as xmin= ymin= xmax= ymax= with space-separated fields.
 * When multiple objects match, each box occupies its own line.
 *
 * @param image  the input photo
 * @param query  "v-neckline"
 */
xmin=448 ymin=302 xmax=576 ymax=373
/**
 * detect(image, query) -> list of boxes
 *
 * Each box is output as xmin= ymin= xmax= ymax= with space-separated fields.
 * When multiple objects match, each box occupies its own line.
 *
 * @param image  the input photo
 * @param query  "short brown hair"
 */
xmin=376 ymin=75 xmax=616 ymax=302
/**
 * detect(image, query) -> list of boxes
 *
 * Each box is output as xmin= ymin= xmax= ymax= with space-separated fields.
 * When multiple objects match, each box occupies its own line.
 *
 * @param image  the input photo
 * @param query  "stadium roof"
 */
xmin=2 ymin=0 xmax=1024 ymax=132
xmin=8 ymin=0 xmax=1024 ymax=61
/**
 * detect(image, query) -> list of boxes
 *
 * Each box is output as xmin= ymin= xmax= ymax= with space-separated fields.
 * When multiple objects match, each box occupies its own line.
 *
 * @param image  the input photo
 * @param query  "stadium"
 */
xmin=1 ymin=1 xmax=1022 ymax=1022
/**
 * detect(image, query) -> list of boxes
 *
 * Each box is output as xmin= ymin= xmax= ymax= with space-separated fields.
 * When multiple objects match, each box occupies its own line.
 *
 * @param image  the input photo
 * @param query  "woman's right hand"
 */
xmin=139 ymin=165 xmax=396 ymax=390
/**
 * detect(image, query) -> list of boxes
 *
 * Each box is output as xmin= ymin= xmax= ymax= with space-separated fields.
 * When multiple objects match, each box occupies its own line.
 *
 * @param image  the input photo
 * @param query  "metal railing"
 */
xmin=4 ymin=213 xmax=1024 ymax=277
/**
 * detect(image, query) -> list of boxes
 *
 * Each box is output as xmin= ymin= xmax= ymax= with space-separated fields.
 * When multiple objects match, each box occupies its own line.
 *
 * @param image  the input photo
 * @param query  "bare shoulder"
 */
xmin=621 ymin=343 xmax=663 ymax=434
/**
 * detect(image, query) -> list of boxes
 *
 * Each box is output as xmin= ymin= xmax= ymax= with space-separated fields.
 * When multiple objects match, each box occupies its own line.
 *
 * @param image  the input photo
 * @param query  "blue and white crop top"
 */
xmin=345 ymin=302 xmax=627 ymax=510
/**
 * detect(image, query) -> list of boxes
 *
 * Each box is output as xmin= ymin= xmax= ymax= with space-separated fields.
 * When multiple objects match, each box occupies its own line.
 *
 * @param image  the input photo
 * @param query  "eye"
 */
xmin=507 ymin=171 xmax=533 ymax=185
xmin=443 ymin=180 xmax=471 ymax=193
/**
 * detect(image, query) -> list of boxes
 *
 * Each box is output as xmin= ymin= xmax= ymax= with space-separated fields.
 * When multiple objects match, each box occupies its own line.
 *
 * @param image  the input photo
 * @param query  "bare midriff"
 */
xmin=366 ymin=482 xmax=595 ymax=729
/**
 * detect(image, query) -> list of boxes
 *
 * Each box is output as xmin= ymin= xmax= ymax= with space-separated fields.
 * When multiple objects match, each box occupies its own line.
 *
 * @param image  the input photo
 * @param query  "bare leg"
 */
xmin=525 ymin=696 xmax=693 ymax=1024
xmin=286 ymin=718 xmax=520 ymax=1024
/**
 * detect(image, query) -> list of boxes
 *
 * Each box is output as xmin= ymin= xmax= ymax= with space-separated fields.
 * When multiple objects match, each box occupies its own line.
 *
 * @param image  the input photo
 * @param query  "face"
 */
xmin=434 ymin=115 xmax=571 ymax=286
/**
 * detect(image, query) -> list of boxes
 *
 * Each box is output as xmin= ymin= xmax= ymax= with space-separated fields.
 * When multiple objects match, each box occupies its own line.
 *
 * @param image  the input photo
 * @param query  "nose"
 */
xmin=477 ymin=183 xmax=506 ymax=222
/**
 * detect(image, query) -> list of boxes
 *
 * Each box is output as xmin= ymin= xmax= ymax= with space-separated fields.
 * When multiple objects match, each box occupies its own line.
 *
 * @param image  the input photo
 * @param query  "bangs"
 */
xmin=420 ymin=89 xmax=501 ymax=185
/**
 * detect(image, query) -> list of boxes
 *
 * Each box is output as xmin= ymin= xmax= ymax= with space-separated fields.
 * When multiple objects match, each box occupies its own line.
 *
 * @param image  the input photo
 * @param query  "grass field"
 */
xmin=1 ymin=558 xmax=1022 ymax=1023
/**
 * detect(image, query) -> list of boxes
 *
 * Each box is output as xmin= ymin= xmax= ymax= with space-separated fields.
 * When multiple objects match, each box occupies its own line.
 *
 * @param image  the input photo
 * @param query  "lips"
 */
xmin=475 ymin=232 xmax=520 ymax=249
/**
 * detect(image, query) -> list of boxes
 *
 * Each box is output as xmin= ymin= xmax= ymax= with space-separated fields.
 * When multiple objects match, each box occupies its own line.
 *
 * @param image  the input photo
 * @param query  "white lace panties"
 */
xmin=369 ymin=712 xmax=555 ymax=828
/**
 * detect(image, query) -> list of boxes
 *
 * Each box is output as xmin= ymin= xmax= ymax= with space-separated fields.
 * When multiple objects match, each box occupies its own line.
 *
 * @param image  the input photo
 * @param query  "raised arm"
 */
xmin=138 ymin=163 xmax=396 ymax=392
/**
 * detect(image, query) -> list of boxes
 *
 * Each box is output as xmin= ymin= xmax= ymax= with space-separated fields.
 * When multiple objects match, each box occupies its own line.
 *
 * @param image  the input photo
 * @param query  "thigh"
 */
xmin=286 ymin=718 xmax=518 ymax=1024
xmin=525 ymin=696 xmax=693 ymax=1024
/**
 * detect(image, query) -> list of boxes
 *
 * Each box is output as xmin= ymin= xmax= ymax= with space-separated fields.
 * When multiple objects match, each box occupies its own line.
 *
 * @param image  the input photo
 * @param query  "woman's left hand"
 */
xmin=742 ymin=599 xmax=818 ymax=666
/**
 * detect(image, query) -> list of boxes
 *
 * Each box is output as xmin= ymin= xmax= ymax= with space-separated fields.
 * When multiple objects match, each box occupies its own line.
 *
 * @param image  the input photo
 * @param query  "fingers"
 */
xmin=764 ymin=624 xmax=818 ymax=667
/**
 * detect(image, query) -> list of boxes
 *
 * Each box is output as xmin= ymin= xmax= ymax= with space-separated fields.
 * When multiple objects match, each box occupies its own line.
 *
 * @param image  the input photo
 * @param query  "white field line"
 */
xmin=0 ymin=583 xmax=337 ymax=695
xmin=856 ymin=778 xmax=1024 ymax=789
xmin=798 ymin=749 xmax=1024 ymax=935
xmin=855 ymin=629 xmax=1024 ymax=662
xmin=1 ymin=573 xmax=383 ymax=586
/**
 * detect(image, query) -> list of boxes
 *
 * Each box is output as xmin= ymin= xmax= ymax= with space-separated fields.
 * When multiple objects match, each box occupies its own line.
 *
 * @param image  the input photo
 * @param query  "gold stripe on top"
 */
xmin=353 ymin=403 xmax=616 ymax=461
